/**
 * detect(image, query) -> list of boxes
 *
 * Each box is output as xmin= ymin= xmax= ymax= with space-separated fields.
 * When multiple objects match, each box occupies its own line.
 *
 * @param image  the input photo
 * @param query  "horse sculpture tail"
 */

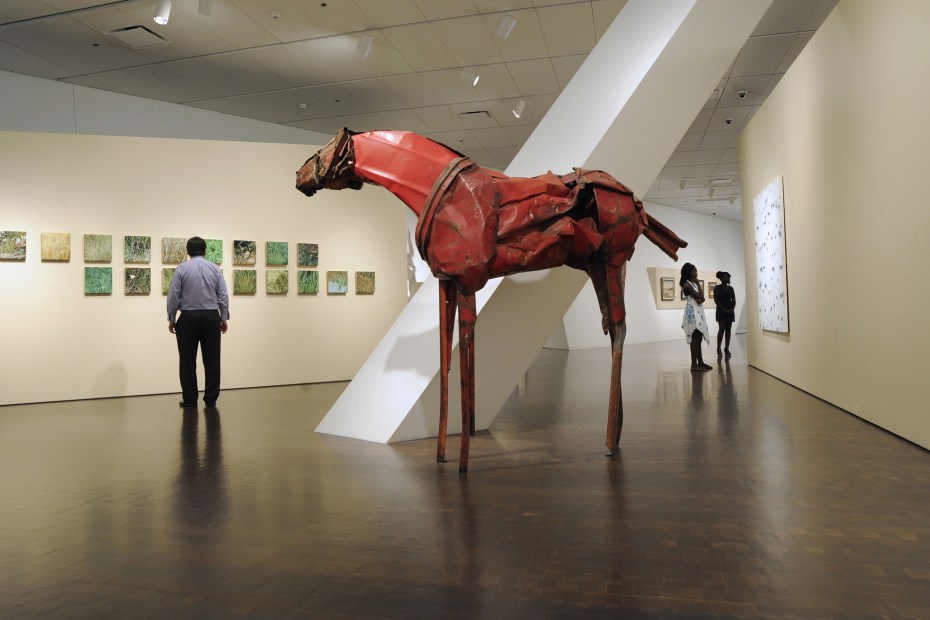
xmin=643 ymin=214 xmax=688 ymax=260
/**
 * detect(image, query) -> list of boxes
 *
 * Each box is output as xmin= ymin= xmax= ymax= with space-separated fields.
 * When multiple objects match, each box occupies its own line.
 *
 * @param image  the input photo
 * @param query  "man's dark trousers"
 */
xmin=175 ymin=310 xmax=221 ymax=405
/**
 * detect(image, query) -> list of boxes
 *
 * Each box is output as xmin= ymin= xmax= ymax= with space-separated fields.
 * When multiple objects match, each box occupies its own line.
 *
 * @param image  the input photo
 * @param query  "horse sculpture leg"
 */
xmin=605 ymin=320 xmax=627 ymax=456
xmin=437 ymin=280 xmax=458 ymax=463
xmin=457 ymin=292 xmax=477 ymax=473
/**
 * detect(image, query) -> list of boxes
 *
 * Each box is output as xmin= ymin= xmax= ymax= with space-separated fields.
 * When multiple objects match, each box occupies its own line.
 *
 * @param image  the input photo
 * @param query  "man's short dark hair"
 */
xmin=187 ymin=237 xmax=207 ymax=257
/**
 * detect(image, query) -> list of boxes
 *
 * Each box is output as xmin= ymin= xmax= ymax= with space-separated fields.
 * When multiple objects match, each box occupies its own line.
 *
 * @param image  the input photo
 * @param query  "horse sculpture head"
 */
xmin=296 ymin=127 xmax=363 ymax=197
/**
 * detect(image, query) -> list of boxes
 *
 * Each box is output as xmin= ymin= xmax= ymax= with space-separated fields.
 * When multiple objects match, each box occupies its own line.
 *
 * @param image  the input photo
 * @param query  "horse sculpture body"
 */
xmin=297 ymin=128 xmax=687 ymax=472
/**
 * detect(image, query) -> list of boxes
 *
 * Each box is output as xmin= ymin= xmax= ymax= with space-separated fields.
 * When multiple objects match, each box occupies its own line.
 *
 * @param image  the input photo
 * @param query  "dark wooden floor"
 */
xmin=2 ymin=336 xmax=929 ymax=619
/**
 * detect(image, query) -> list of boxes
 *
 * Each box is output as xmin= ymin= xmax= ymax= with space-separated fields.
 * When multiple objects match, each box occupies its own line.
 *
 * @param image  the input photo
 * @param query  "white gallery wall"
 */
xmin=550 ymin=202 xmax=746 ymax=349
xmin=740 ymin=0 xmax=930 ymax=449
xmin=0 ymin=130 xmax=409 ymax=406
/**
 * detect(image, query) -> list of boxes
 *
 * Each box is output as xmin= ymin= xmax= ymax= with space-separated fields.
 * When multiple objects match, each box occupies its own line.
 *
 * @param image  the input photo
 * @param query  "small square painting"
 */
xmin=660 ymin=277 xmax=675 ymax=301
xmin=327 ymin=271 xmax=348 ymax=295
xmin=162 ymin=267 xmax=176 ymax=295
xmin=124 ymin=236 xmax=151 ymax=263
xmin=266 ymin=269 xmax=288 ymax=294
xmin=0 ymin=231 xmax=26 ymax=261
xmin=355 ymin=271 xmax=375 ymax=295
xmin=297 ymin=243 xmax=318 ymax=267
xmin=298 ymin=270 xmax=319 ymax=295
xmin=125 ymin=267 xmax=151 ymax=295
xmin=233 ymin=240 xmax=256 ymax=266
xmin=41 ymin=232 xmax=71 ymax=261
xmin=84 ymin=267 xmax=112 ymax=295
xmin=266 ymin=241 xmax=288 ymax=266
xmin=234 ymin=269 xmax=257 ymax=294
xmin=84 ymin=234 xmax=112 ymax=262
xmin=162 ymin=237 xmax=187 ymax=264
xmin=205 ymin=239 xmax=222 ymax=265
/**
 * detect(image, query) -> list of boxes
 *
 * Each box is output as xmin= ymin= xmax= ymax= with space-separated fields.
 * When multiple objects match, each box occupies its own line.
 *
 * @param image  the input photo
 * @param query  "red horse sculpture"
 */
xmin=297 ymin=128 xmax=686 ymax=472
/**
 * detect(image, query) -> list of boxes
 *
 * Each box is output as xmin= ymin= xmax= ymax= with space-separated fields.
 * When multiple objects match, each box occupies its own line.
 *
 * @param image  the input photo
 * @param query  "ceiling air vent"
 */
xmin=108 ymin=25 xmax=169 ymax=49
xmin=457 ymin=110 xmax=495 ymax=129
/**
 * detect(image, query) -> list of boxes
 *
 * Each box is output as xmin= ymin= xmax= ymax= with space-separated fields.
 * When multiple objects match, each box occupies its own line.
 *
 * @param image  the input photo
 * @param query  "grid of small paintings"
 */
xmin=3 ymin=233 xmax=378 ymax=300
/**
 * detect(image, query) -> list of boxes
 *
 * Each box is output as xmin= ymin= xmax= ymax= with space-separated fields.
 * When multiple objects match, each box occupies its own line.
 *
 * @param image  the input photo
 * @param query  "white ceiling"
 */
xmin=0 ymin=0 xmax=837 ymax=221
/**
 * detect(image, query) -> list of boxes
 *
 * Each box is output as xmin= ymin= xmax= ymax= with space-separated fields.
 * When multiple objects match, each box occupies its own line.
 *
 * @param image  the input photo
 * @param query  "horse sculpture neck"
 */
xmin=350 ymin=131 xmax=467 ymax=216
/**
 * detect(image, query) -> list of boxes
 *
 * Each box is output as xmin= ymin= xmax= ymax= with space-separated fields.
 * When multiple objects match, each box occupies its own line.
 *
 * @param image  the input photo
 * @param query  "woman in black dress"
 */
xmin=714 ymin=271 xmax=736 ymax=359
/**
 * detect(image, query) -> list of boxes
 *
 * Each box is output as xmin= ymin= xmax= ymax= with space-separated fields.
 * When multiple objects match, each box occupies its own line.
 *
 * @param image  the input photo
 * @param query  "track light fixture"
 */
xmin=198 ymin=0 xmax=214 ymax=16
xmin=497 ymin=14 xmax=517 ymax=39
xmin=153 ymin=0 xmax=171 ymax=25
xmin=460 ymin=69 xmax=479 ymax=87
xmin=356 ymin=33 xmax=373 ymax=59
xmin=512 ymin=98 xmax=526 ymax=119
xmin=679 ymin=179 xmax=686 ymax=190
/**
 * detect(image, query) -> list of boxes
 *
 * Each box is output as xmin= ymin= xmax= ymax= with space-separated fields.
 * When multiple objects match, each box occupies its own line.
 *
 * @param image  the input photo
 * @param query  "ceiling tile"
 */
xmin=484 ymin=9 xmax=548 ymax=62
xmin=431 ymin=15 xmax=503 ymax=67
xmin=413 ymin=0 xmax=478 ymax=21
xmin=730 ymin=34 xmax=796 ymax=77
xmin=470 ymin=63 xmax=519 ymax=100
xmin=354 ymin=0 xmax=425 ymax=27
xmin=419 ymin=68 xmax=484 ymax=105
xmin=537 ymin=3 xmax=594 ymax=57
xmin=698 ymin=130 xmax=739 ymax=151
xmin=708 ymin=106 xmax=752 ymax=132
xmin=751 ymin=0 xmax=817 ymax=36
xmin=471 ymin=126 xmax=513 ymax=149
xmin=413 ymin=105 xmax=466 ymax=132
xmin=227 ymin=0 xmax=329 ymax=43
xmin=382 ymin=23 xmax=456 ymax=72
xmin=506 ymin=58 xmax=558 ymax=96
xmin=378 ymin=73 xmax=445 ymax=108
xmin=551 ymin=54 xmax=586 ymax=89
xmin=0 ymin=38 xmax=72 ymax=79
xmin=424 ymin=130 xmax=481 ymax=151
xmin=291 ymin=0 xmax=373 ymax=34
xmin=474 ymin=1 xmax=534 ymax=12
xmin=675 ymin=133 xmax=703 ymax=151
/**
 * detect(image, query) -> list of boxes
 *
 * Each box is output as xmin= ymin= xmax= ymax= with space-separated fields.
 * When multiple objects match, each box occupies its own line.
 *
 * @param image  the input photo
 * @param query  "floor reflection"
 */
xmin=175 ymin=409 xmax=228 ymax=533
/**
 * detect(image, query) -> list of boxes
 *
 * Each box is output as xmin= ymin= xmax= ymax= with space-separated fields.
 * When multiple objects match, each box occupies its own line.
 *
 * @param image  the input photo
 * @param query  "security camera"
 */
xmin=737 ymin=90 xmax=748 ymax=99
xmin=724 ymin=118 xmax=734 ymax=126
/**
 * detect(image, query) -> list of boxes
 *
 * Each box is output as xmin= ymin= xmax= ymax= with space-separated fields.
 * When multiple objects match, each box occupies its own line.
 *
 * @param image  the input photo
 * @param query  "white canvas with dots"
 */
xmin=753 ymin=176 xmax=789 ymax=333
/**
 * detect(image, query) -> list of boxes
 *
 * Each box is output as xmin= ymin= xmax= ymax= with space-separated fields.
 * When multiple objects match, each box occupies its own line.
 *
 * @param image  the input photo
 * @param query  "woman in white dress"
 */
xmin=680 ymin=263 xmax=712 ymax=371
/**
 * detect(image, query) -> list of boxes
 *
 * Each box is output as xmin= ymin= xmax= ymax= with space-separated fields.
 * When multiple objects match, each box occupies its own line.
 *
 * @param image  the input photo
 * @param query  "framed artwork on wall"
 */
xmin=327 ymin=271 xmax=348 ymax=295
xmin=41 ymin=232 xmax=71 ymax=261
xmin=84 ymin=267 xmax=112 ymax=295
xmin=708 ymin=282 xmax=716 ymax=298
xmin=124 ymin=267 xmax=151 ymax=294
xmin=205 ymin=239 xmax=222 ymax=265
xmin=0 ymin=231 xmax=26 ymax=261
xmin=298 ymin=270 xmax=319 ymax=295
xmin=753 ymin=175 xmax=790 ymax=333
xmin=660 ymin=277 xmax=675 ymax=301
xmin=162 ymin=237 xmax=187 ymax=264
xmin=162 ymin=268 xmax=176 ymax=295
xmin=697 ymin=279 xmax=704 ymax=296
xmin=297 ymin=243 xmax=318 ymax=267
xmin=233 ymin=240 xmax=256 ymax=266
xmin=266 ymin=241 xmax=288 ymax=266
xmin=356 ymin=271 xmax=375 ymax=295
xmin=266 ymin=269 xmax=288 ymax=294
xmin=124 ymin=236 xmax=151 ymax=263
xmin=233 ymin=269 xmax=256 ymax=294
xmin=84 ymin=234 xmax=111 ymax=262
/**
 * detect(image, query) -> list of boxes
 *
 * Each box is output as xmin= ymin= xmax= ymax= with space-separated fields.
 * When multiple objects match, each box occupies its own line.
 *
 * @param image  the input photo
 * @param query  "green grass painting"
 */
xmin=233 ymin=240 xmax=256 ymax=266
xmin=124 ymin=267 xmax=151 ymax=295
xmin=205 ymin=239 xmax=222 ymax=265
xmin=0 ymin=231 xmax=26 ymax=261
xmin=124 ymin=235 xmax=151 ymax=263
xmin=162 ymin=267 xmax=176 ymax=295
xmin=266 ymin=269 xmax=288 ymax=294
xmin=355 ymin=271 xmax=375 ymax=295
xmin=298 ymin=270 xmax=319 ymax=295
xmin=84 ymin=267 xmax=112 ymax=295
xmin=84 ymin=234 xmax=111 ymax=262
xmin=266 ymin=241 xmax=288 ymax=266
xmin=41 ymin=232 xmax=71 ymax=261
xmin=327 ymin=271 xmax=348 ymax=295
xmin=162 ymin=237 xmax=187 ymax=264
xmin=234 ymin=269 xmax=256 ymax=294
xmin=297 ymin=243 xmax=318 ymax=267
